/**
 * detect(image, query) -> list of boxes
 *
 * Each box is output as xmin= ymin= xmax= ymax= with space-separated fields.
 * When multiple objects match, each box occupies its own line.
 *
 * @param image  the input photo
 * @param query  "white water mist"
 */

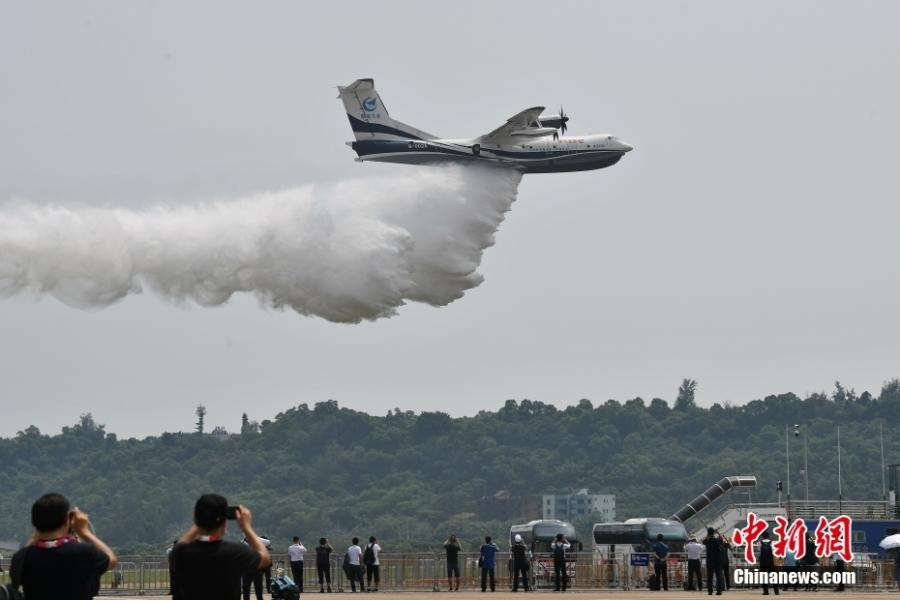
xmin=0 ymin=166 xmax=522 ymax=323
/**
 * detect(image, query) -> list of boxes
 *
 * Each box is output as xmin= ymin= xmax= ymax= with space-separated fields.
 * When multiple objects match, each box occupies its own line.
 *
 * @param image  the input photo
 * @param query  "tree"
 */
xmin=0 ymin=381 xmax=897 ymax=554
xmin=195 ymin=405 xmax=207 ymax=434
xmin=675 ymin=378 xmax=698 ymax=411
xmin=241 ymin=413 xmax=259 ymax=435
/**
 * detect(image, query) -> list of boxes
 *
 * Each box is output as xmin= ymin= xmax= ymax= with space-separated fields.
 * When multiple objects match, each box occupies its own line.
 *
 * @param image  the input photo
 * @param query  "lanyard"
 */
xmin=35 ymin=536 xmax=75 ymax=549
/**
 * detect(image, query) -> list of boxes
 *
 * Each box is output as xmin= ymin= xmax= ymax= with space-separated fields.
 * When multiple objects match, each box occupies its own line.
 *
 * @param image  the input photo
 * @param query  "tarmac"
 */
xmin=109 ymin=591 xmax=898 ymax=599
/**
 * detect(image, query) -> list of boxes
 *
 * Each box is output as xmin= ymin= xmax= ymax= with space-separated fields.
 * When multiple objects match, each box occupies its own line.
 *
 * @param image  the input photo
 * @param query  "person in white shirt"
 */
xmin=346 ymin=537 xmax=365 ymax=592
xmin=288 ymin=536 xmax=307 ymax=593
xmin=685 ymin=537 xmax=704 ymax=591
xmin=364 ymin=536 xmax=382 ymax=592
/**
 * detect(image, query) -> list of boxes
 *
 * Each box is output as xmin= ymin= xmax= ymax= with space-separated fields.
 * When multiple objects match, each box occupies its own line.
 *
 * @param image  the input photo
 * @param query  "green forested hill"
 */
xmin=1 ymin=379 xmax=899 ymax=553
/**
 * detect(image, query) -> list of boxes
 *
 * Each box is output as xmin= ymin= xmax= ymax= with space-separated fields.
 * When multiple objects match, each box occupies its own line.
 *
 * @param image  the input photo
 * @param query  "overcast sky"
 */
xmin=2 ymin=1 xmax=899 ymax=438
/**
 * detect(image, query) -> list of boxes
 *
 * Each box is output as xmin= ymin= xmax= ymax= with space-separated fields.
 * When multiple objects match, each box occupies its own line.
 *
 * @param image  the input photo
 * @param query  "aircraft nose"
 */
xmin=617 ymin=139 xmax=634 ymax=152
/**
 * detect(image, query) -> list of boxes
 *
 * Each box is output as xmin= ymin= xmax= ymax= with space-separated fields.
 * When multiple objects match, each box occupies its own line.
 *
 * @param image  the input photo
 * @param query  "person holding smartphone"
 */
xmin=9 ymin=493 xmax=117 ymax=600
xmin=168 ymin=494 xmax=270 ymax=600
xmin=550 ymin=533 xmax=571 ymax=592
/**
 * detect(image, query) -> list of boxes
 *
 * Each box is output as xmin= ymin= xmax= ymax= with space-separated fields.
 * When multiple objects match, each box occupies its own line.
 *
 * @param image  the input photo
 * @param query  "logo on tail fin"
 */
xmin=362 ymin=97 xmax=377 ymax=111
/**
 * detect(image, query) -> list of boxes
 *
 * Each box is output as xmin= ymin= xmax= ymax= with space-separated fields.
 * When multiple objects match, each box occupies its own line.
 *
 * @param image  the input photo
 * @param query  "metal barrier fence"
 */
xmin=1 ymin=551 xmax=898 ymax=595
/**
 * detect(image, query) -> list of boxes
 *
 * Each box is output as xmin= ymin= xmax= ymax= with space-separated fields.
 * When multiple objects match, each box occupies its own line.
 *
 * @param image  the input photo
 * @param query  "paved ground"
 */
xmin=107 ymin=591 xmax=898 ymax=599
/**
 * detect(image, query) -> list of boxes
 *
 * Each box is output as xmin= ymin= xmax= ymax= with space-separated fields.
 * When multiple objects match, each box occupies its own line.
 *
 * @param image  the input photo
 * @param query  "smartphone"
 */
xmin=226 ymin=506 xmax=239 ymax=520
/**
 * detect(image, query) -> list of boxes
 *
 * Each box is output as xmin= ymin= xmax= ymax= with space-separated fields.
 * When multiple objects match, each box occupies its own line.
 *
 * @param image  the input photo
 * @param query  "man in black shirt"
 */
xmin=703 ymin=528 xmax=724 ymax=596
xmin=510 ymin=534 xmax=530 ymax=592
xmin=10 ymin=493 xmax=118 ymax=600
xmin=759 ymin=531 xmax=779 ymax=596
xmin=169 ymin=494 xmax=271 ymax=600
xmin=315 ymin=537 xmax=334 ymax=593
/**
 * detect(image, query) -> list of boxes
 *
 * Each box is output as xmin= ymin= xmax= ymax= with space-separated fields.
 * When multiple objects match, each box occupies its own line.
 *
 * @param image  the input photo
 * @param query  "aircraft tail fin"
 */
xmin=337 ymin=78 xmax=435 ymax=141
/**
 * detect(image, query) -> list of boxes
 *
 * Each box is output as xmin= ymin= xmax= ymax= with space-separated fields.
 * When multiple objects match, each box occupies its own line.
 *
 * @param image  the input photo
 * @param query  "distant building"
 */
xmin=542 ymin=489 xmax=615 ymax=522
xmin=209 ymin=426 xmax=236 ymax=441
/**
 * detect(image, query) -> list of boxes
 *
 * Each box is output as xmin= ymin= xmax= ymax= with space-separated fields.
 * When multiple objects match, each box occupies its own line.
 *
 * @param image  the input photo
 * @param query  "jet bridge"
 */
xmin=670 ymin=475 xmax=758 ymax=523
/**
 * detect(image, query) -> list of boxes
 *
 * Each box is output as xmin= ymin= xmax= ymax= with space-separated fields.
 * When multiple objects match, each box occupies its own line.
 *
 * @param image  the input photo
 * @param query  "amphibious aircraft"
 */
xmin=338 ymin=78 xmax=632 ymax=174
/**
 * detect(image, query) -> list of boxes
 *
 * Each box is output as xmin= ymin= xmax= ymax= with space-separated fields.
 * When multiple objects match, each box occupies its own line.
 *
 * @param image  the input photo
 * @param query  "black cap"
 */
xmin=194 ymin=494 xmax=228 ymax=530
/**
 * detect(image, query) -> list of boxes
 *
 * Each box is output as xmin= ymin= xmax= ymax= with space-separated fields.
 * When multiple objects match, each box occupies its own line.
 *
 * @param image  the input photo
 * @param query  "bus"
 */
xmin=509 ymin=519 xmax=581 ymax=552
xmin=508 ymin=519 xmax=581 ymax=588
xmin=592 ymin=517 xmax=688 ymax=556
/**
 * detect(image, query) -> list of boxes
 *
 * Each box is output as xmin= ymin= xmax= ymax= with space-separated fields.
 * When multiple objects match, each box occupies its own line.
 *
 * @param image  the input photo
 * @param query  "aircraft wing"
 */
xmin=480 ymin=106 xmax=546 ymax=142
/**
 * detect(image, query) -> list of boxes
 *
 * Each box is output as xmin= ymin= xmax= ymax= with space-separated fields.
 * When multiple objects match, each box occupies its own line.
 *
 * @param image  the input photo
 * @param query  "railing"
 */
xmin=1 ymin=550 xmax=897 ymax=595
xmin=785 ymin=500 xmax=899 ymax=520
xmin=705 ymin=500 xmax=899 ymax=520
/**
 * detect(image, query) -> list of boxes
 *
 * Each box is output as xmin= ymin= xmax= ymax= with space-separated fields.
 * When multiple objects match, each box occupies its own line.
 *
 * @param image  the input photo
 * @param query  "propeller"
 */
xmin=559 ymin=106 xmax=569 ymax=135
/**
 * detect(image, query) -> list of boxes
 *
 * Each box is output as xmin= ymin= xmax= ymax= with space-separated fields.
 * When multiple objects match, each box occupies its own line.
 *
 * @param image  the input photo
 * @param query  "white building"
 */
xmin=542 ymin=489 xmax=615 ymax=522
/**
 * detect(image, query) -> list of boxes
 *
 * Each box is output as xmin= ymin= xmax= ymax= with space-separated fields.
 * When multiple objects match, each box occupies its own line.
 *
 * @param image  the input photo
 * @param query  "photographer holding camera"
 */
xmin=9 ymin=492 xmax=117 ymax=600
xmin=168 ymin=494 xmax=271 ymax=600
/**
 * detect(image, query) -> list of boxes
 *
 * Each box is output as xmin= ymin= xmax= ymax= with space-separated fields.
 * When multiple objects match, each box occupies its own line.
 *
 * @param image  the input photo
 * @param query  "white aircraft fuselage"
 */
xmin=339 ymin=79 xmax=633 ymax=174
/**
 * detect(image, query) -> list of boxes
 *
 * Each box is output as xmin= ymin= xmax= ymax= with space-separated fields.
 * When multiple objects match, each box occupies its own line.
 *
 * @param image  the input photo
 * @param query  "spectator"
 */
xmin=703 ymin=527 xmax=724 ymax=596
xmin=315 ymin=537 xmax=334 ymax=593
xmin=288 ymin=536 xmax=307 ymax=593
xmin=346 ymin=537 xmax=365 ymax=592
xmin=652 ymin=533 xmax=670 ymax=591
xmin=241 ymin=535 xmax=271 ymax=600
xmin=759 ymin=531 xmax=778 ymax=596
xmin=260 ymin=536 xmax=273 ymax=593
xmin=168 ymin=494 xmax=270 ymax=600
xmin=479 ymin=536 xmax=500 ymax=592
xmin=831 ymin=551 xmax=845 ymax=592
xmin=443 ymin=534 xmax=462 ymax=592
xmin=800 ymin=535 xmax=818 ymax=591
xmin=166 ymin=539 xmax=177 ymax=596
xmin=510 ymin=533 xmax=530 ymax=592
xmin=685 ymin=536 xmax=704 ymax=591
xmin=781 ymin=549 xmax=798 ymax=592
xmin=550 ymin=533 xmax=570 ymax=592
xmin=720 ymin=533 xmax=732 ymax=591
xmin=9 ymin=493 xmax=117 ymax=600
xmin=364 ymin=536 xmax=382 ymax=592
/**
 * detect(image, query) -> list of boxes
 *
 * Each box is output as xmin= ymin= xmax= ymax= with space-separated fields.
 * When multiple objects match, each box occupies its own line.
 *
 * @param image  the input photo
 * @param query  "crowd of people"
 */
xmin=4 ymin=493 xmax=900 ymax=599
xmin=1 ymin=492 xmax=579 ymax=599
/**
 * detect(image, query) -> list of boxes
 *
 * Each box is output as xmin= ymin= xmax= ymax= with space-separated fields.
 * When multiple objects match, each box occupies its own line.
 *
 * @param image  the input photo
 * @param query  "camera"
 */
xmin=226 ymin=506 xmax=239 ymax=520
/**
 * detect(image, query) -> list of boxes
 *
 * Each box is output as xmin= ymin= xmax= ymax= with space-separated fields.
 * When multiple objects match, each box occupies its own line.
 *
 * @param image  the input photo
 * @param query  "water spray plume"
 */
xmin=0 ymin=166 xmax=522 ymax=323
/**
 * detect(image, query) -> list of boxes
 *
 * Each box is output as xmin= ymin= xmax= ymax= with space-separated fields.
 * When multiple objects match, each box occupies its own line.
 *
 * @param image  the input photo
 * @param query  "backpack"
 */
xmin=363 ymin=544 xmax=376 ymax=566
xmin=552 ymin=542 xmax=566 ymax=561
xmin=271 ymin=575 xmax=300 ymax=600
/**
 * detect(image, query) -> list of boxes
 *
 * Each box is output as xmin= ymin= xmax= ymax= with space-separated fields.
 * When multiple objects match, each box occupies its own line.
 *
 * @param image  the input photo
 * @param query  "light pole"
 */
xmin=786 ymin=424 xmax=799 ymax=516
xmin=837 ymin=425 xmax=843 ymax=513
xmin=881 ymin=421 xmax=887 ymax=514
xmin=804 ymin=433 xmax=809 ymax=501
xmin=786 ymin=425 xmax=791 ymax=505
